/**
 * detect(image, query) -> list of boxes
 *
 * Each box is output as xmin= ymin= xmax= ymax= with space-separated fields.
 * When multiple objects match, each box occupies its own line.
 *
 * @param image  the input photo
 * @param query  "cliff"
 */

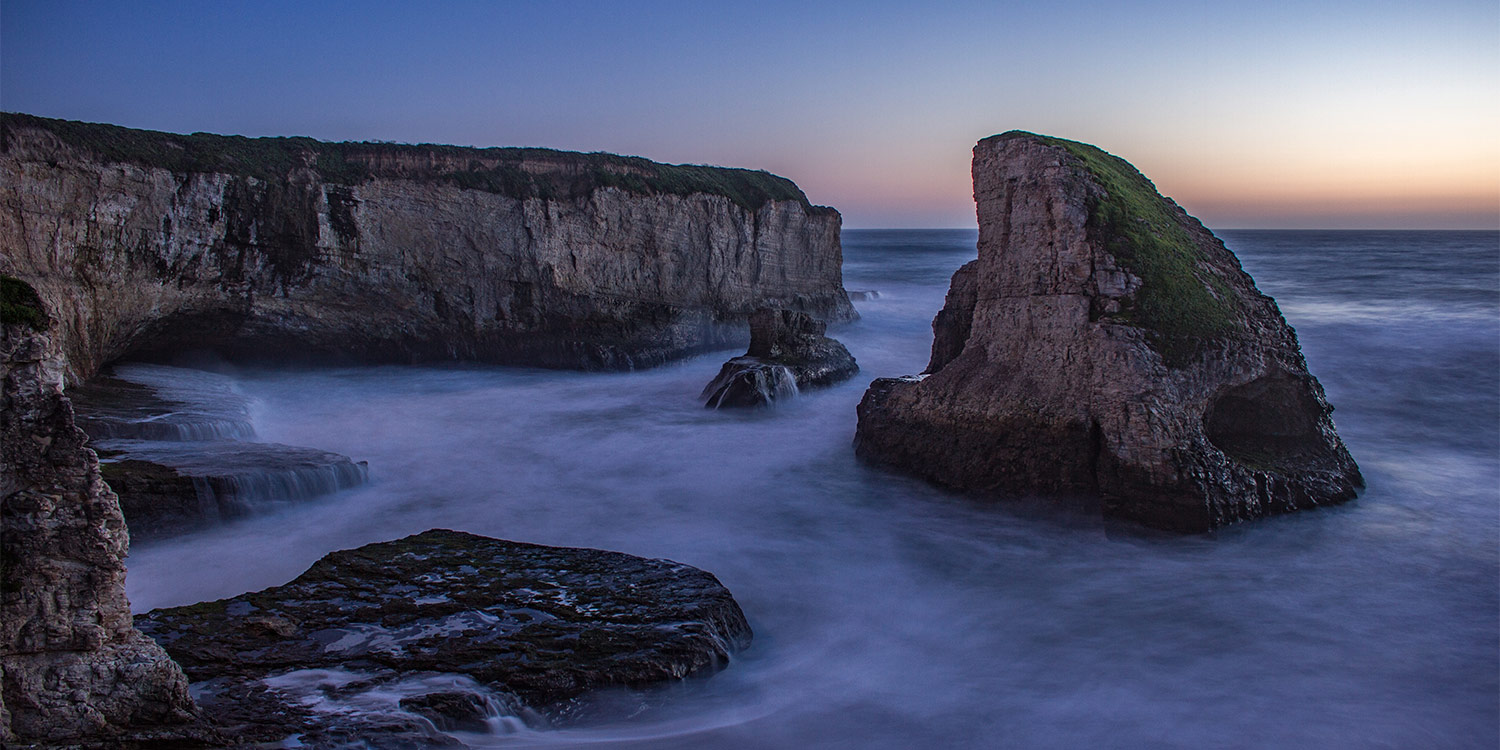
xmin=0 ymin=290 xmax=205 ymax=744
xmin=0 ymin=113 xmax=854 ymax=382
xmin=854 ymin=132 xmax=1362 ymax=532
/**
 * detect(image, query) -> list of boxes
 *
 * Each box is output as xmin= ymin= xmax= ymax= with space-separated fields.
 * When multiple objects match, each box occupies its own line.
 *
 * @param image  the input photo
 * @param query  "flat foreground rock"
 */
xmin=135 ymin=529 xmax=752 ymax=747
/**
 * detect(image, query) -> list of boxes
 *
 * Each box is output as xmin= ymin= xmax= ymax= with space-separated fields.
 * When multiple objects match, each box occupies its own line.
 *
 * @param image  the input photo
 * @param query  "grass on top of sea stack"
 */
xmin=1020 ymin=132 xmax=1240 ymax=366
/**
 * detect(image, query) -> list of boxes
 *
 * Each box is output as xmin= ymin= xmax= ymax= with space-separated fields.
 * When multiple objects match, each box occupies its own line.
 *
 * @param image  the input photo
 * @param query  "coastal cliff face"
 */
xmin=854 ymin=132 xmax=1362 ymax=532
xmin=0 ymin=114 xmax=854 ymax=381
xmin=0 ymin=308 xmax=201 ymax=744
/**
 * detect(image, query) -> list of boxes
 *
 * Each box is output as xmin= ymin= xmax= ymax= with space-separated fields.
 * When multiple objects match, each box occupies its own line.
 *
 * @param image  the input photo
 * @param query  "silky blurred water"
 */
xmin=124 ymin=229 xmax=1499 ymax=749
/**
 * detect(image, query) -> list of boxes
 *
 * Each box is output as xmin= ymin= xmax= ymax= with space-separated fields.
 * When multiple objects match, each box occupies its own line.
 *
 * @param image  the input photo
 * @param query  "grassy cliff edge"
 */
xmin=1 ymin=112 xmax=833 ymax=215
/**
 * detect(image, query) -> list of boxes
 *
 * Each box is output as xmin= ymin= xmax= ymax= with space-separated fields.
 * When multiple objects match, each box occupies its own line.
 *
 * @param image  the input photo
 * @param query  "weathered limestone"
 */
xmin=854 ymin=132 xmax=1362 ymax=532
xmin=0 ymin=113 xmax=855 ymax=383
xmin=702 ymin=308 xmax=857 ymax=407
xmin=0 ymin=294 xmax=207 ymax=745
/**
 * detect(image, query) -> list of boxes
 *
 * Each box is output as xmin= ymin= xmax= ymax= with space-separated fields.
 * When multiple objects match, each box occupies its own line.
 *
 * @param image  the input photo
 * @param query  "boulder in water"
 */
xmin=702 ymin=308 xmax=857 ymax=408
xmin=853 ymin=132 xmax=1362 ymax=532
xmin=135 ymin=529 xmax=753 ymax=747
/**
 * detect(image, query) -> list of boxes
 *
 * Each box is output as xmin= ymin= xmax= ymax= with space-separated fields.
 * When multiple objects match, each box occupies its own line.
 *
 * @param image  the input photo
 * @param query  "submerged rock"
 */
xmin=854 ymin=132 xmax=1362 ymax=532
xmin=135 ymin=529 xmax=752 ymax=747
xmin=702 ymin=308 xmax=858 ymax=408
xmin=0 ymin=288 xmax=210 ymax=745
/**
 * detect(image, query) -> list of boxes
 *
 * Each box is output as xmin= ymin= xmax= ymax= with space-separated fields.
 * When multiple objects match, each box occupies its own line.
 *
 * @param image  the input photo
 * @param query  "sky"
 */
xmin=2 ymin=0 xmax=1497 ymax=229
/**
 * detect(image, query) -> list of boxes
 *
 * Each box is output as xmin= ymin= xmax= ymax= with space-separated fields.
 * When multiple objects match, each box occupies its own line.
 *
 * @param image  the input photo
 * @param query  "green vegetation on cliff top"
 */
xmin=994 ymin=131 xmax=1238 ymax=365
xmin=0 ymin=112 xmax=830 ymax=214
xmin=1 ymin=276 xmax=48 ymax=329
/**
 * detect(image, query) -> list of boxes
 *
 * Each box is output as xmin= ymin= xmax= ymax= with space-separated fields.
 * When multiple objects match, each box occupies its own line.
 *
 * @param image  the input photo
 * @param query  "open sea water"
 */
xmin=123 ymin=229 xmax=1499 ymax=748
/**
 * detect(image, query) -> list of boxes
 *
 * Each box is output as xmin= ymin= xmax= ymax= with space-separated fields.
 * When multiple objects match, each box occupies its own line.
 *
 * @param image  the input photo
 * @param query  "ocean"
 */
xmin=122 ymin=229 xmax=1499 ymax=748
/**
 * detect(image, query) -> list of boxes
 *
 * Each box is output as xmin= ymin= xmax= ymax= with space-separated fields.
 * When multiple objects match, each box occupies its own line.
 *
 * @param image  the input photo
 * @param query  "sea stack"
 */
xmin=854 ymin=132 xmax=1362 ymax=532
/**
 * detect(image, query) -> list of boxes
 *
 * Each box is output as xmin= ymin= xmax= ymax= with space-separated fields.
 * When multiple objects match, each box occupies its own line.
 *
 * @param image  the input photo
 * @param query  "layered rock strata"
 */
xmin=702 ymin=307 xmax=858 ymax=407
xmin=136 ymin=529 xmax=753 ymax=747
xmin=72 ymin=366 xmax=368 ymax=541
xmin=0 ymin=113 xmax=855 ymax=383
xmin=854 ymin=132 xmax=1362 ymax=532
xmin=0 ymin=289 xmax=207 ymax=745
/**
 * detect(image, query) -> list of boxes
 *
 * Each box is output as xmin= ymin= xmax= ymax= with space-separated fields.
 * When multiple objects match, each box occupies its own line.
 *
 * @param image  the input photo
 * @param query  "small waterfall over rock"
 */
xmin=72 ymin=364 xmax=368 ymax=539
xmin=72 ymin=363 xmax=257 ymax=440
xmin=699 ymin=308 xmax=857 ymax=409
xmin=702 ymin=358 xmax=800 ymax=409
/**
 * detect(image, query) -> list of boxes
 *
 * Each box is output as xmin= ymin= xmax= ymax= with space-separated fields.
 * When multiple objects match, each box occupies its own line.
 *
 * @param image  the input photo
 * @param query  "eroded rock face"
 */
xmin=854 ymin=132 xmax=1362 ymax=532
xmin=0 ymin=114 xmax=855 ymax=383
xmin=702 ymin=308 xmax=858 ymax=407
xmin=135 ymin=529 xmax=753 ymax=747
xmin=0 ymin=315 xmax=205 ymax=744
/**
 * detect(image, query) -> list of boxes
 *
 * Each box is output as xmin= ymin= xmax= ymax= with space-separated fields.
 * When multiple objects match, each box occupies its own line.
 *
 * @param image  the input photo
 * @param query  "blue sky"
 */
xmin=4 ymin=0 xmax=1497 ymax=228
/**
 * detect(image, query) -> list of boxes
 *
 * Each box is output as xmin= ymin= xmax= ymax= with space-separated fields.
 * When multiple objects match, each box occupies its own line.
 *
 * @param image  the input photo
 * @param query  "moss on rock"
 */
xmin=1023 ymin=133 xmax=1238 ymax=365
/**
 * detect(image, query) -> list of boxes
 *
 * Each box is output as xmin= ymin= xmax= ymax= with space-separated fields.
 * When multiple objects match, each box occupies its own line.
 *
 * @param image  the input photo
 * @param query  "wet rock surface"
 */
xmin=72 ymin=364 xmax=368 ymax=540
xmin=135 ymin=529 xmax=753 ymax=747
xmin=854 ymin=132 xmax=1362 ymax=532
xmin=95 ymin=441 xmax=368 ymax=541
xmin=702 ymin=308 xmax=858 ymax=408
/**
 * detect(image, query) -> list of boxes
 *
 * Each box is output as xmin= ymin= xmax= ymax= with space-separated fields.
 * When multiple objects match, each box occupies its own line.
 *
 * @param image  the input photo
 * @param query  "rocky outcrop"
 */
xmin=0 ymin=287 xmax=207 ymax=745
xmin=73 ymin=366 xmax=368 ymax=541
xmin=854 ymin=132 xmax=1362 ymax=532
xmin=95 ymin=443 xmax=369 ymax=541
xmin=702 ymin=308 xmax=858 ymax=407
xmin=135 ymin=529 xmax=753 ymax=747
xmin=0 ymin=113 xmax=855 ymax=383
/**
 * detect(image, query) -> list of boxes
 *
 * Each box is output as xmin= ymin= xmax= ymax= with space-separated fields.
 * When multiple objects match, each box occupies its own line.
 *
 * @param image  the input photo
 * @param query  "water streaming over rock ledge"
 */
xmin=123 ymin=230 xmax=1498 ymax=748
xmin=72 ymin=363 xmax=369 ymax=539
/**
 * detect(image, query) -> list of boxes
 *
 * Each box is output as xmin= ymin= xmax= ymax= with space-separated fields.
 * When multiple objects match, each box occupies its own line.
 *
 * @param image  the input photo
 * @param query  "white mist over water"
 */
xmin=123 ymin=230 xmax=1499 ymax=748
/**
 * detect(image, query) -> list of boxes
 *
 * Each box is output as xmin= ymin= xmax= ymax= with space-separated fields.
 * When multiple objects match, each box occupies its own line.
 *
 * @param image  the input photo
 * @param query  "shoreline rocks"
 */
xmin=702 ymin=308 xmax=858 ymax=407
xmin=854 ymin=132 xmax=1362 ymax=532
xmin=0 ymin=293 xmax=209 ymax=745
xmin=135 ymin=529 xmax=753 ymax=747
xmin=72 ymin=365 xmax=369 ymax=541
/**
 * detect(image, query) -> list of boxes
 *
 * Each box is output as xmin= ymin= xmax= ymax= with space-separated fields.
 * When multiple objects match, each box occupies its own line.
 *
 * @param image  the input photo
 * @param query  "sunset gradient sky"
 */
xmin=3 ymin=0 xmax=1496 ymax=229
